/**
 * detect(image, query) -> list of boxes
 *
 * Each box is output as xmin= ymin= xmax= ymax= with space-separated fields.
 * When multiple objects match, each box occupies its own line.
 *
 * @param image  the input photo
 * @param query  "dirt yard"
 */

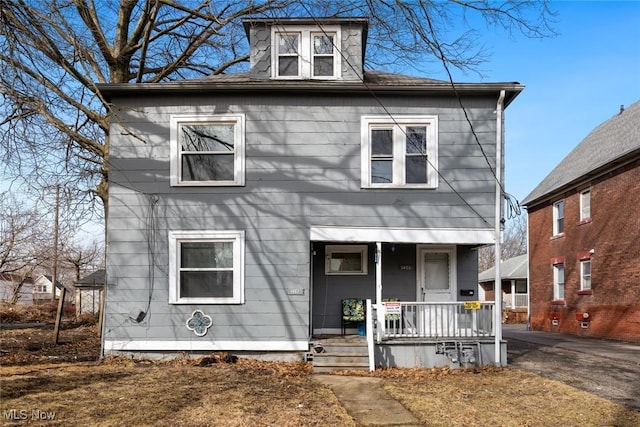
xmin=1 ymin=303 xmax=639 ymax=426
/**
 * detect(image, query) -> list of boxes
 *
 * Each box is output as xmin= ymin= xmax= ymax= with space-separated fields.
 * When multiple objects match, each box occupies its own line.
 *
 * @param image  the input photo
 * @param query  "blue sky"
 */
xmin=435 ymin=0 xmax=640 ymax=204
xmin=2 ymin=1 xmax=638 ymax=235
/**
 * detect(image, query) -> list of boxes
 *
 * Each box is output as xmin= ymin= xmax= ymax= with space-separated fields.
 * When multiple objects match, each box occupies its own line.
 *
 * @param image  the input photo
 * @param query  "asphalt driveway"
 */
xmin=504 ymin=324 xmax=640 ymax=411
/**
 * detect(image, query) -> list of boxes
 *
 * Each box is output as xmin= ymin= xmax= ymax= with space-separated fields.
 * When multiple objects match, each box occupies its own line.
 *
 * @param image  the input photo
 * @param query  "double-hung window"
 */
xmin=169 ymin=230 xmax=245 ymax=304
xmin=580 ymin=189 xmax=591 ymax=221
xmin=553 ymin=263 xmax=565 ymax=300
xmin=361 ymin=116 xmax=438 ymax=188
xmin=553 ymin=200 xmax=564 ymax=235
xmin=273 ymin=26 xmax=340 ymax=79
xmin=580 ymin=259 xmax=592 ymax=291
xmin=170 ymin=114 xmax=245 ymax=186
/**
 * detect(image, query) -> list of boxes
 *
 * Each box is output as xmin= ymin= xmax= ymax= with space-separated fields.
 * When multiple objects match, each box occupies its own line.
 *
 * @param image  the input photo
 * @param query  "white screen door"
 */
xmin=418 ymin=247 xmax=456 ymax=302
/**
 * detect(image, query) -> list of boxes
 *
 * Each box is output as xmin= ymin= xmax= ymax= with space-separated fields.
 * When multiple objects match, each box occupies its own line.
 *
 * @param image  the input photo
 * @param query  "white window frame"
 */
xmin=325 ymin=245 xmax=368 ymax=275
xmin=580 ymin=259 xmax=592 ymax=291
xmin=169 ymin=230 xmax=245 ymax=304
xmin=553 ymin=200 xmax=564 ymax=235
xmin=272 ymin=25 xmax=341 ymax=79
xmin=553 ymin=263 xmax=564 ymax=300
xmin=170 ymin=114 xmax=245 ymax=187
xmin=361 ymin=115 xmax=439 ymax=189
xmin=580 ymin=188 xmax=591 ymax=221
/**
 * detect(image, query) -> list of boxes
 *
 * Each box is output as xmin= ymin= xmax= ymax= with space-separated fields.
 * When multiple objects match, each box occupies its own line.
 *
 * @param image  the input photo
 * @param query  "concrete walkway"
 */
xmin=503 ymin=323 xmax=640 ymax=365
xmin=314 ymin=375 xmax=422 ymax=427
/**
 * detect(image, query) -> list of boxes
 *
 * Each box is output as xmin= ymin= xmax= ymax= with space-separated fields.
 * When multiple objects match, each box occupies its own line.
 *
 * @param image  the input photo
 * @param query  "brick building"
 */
xmin=522 ymin=101 xmax=640 ymax=342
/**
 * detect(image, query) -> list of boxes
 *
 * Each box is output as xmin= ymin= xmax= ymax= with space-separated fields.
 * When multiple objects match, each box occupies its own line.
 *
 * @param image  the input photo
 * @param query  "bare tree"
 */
xmin=1 ymin=1 xmax=556 ymax=223
xmin=478 ymin=214 xmax=528 ymax=272
xmin=61 ymin=239 xmax=103 ymax=283
xmin=0 ymin=193 xmax=50 ymax=303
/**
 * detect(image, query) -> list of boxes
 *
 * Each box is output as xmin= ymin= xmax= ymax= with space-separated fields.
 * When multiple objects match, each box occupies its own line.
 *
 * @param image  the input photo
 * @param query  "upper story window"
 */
xmin=361 ymin=116 xmax=438 ymax=189
xmin=580 ymin=188 xmax=591 ymax=221
xmin=553 ymin=263 xmax=564 ymax=300
xmin=170 ymin=114 xmax=245 ymax=186
xmin=580 ymin=259 xmax=592 ymax=291
xmin=272 ymin=26 xmax=340 ymax=79
xmin=552 ymin=200 xmax=564 ymax=235
xmin=169 ymin=230 xmax=245 ymax=304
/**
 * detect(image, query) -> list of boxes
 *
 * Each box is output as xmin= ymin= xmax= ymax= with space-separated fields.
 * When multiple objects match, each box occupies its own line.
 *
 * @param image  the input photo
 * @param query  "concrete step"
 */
xmin=312 ymin=358 xmax=370 ymax=373
xmin=311 ymin=337 xmax=370 ymax=372
xmin=311 ymin=337 xmax=368 ymax=355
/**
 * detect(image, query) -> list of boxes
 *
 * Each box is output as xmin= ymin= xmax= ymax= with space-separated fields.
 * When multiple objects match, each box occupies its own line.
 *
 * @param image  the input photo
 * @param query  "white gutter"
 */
xmin=494 ymin=90 xmax=506 ymax=366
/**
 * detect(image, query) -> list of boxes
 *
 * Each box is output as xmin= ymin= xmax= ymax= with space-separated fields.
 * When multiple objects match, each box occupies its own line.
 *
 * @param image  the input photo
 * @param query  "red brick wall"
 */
xmin=527 ymin=159 xmax=640 ymax=342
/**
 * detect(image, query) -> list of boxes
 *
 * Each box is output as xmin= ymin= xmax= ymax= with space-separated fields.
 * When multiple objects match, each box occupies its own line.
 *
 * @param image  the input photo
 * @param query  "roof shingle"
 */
xmin=522 ymin=100 xmax=640 ymax=206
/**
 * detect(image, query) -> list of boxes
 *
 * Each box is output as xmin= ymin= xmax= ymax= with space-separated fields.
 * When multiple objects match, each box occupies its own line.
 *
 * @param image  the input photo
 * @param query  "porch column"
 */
xmin=494 ymin=90 xmax=505 ymax=366
xmin=511 ymin=279 xmax=516 ymax=308
xmin=375 ymin=242 xmax=384 ymax=339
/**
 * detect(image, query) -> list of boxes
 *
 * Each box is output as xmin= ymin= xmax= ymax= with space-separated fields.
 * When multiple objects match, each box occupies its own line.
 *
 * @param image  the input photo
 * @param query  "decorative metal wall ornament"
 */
xmin=186 ymin=310 xmax=213 ymax=337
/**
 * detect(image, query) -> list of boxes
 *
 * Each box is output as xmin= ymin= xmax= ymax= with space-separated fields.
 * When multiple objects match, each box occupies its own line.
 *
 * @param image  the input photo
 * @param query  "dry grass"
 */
xmin=375 ymin=367 xmax=640 ymax=427
xmin=1 ymin=360 xmax=353 ymax=427
xmin=2 ymin=306 xmax=638 ymax=426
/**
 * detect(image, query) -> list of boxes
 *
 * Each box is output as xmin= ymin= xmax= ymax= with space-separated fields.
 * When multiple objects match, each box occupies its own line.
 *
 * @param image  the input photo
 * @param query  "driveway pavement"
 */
xmin=503 ymin=323 xmax=640 ymax=365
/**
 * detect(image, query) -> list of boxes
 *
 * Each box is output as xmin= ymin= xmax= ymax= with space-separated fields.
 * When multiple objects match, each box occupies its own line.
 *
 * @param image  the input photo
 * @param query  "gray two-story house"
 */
xmin=99 ymin=17 xmax=523 ymax=369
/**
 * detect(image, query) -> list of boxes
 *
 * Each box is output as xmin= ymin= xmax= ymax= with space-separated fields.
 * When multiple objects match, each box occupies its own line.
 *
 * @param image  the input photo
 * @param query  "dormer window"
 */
xmin=272 ymin=26 xmax=340 ymax=79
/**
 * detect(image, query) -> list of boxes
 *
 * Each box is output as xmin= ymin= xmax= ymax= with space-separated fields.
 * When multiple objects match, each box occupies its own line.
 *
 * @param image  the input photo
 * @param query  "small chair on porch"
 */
xmin=341 ymin=298 xmax=365 ymax=335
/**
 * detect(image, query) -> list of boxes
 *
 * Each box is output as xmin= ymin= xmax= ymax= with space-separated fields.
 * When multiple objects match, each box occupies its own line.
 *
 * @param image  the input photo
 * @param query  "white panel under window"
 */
xmin=170 ymin=114 xmax=245 ymax=186
xmin=361 ymin=116 xmax=438 ymax=189
xmin=325 ymin=245 xmax=368 ymax=275
xmin=169 ymin=230 xmax=245 ymax=304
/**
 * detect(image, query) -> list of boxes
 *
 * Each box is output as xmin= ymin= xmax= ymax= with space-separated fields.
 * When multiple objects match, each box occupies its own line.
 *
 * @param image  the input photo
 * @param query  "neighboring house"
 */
xmin=522 ymin=100 xmax=640 ymax=342
xmin=33 ymin=275 xmax=74 ymax=305
xmin=74 ymin=269 xmax=105 ymax=316
xmin=98 ymin=17 xmax=523 ymax=368
xmin=478 ymin=254 xmax=528 ymax=323
xmin=0 ymin=273 xmax=34 ymax=305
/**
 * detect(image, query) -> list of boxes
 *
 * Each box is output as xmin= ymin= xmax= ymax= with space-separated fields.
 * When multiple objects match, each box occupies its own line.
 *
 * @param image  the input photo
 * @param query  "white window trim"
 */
xmin=325 ymin=244 xmax=368 ymax=275
xmin=170 ymin=114 xmax=245 ymax=187
xmin=580 ymin=188 xmax=591 ymax=221
xmin=553 ymin=263 xmax=564 ymax=300
xmin=271 ymin=25 xmax=341 ymax=79
xmin=169 ymin=230 xmax=245 ymax=304
xmin=361 ymin=115 xmax=438 ymax=189
xmin=580 ymin=259 xmax=592 ymax=290
xmin=552 ymin=200 xmax=564 ymax=235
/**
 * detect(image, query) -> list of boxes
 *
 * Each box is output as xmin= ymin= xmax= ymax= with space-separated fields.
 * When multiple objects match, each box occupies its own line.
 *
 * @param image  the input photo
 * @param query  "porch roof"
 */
xmin=310 ymin=226 xmax=494 ymax=245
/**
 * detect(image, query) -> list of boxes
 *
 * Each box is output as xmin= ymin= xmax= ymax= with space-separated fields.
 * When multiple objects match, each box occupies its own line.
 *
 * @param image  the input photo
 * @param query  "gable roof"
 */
xmin=478 ymin=254 xmax=528 ymax=283
xmin=75 ymin=269 xmax=105 ymax=288
xmin=522 ymin=100 xmax=640 ymax=206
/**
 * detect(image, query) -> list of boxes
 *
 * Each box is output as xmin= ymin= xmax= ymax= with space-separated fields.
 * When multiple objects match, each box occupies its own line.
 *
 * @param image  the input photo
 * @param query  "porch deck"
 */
xmin=366 ymin=300 xmax=502 ymax=370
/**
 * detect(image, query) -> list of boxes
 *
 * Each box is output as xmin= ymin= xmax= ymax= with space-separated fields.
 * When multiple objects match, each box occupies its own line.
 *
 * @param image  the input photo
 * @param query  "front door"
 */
xmin=417 ymin=246 xmax=456 ymax=302
xmin=416 ymin=246 xmax=457 ymax=336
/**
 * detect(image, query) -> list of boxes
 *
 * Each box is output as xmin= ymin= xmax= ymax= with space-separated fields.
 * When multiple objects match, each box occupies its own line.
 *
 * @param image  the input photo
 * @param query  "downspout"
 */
xmin=494 ymin=90 xmax=505 ymax=366
xmin=526 ymin=206 xmax=531 ymax=330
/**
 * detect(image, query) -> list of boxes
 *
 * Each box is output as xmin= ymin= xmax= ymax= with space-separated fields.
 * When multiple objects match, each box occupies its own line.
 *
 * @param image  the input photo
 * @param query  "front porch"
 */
xmin=310 ymin=300 xmax=505 ymax=372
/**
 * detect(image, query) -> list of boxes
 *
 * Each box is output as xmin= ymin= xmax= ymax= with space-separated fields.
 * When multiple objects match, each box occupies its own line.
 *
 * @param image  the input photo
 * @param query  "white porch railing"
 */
xmin=371 ymin=301 xmax=495 ymax=341
xmin=504 ymin=293 xmax=528 ymax=309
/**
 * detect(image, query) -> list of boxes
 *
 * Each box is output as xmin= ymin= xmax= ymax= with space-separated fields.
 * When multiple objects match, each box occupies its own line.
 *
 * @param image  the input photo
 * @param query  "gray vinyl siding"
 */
xmin=105 ymin=92 xmax=497 ymax=345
